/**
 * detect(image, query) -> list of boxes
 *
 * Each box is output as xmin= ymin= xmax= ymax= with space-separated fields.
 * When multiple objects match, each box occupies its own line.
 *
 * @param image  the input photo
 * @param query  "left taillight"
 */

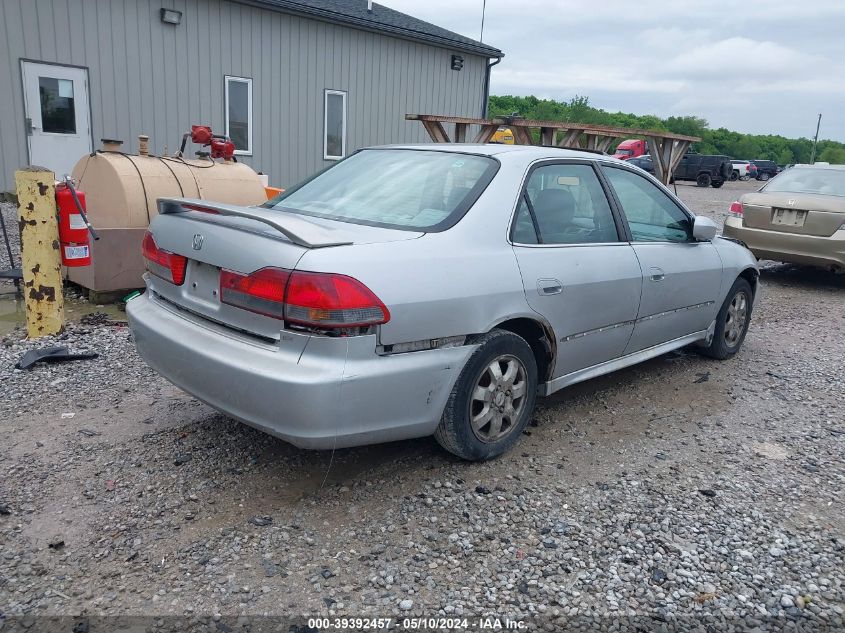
xmin=285 ymin=270 xmax=390 ymax=328
xmin=219 ymin=267 xmax=390 ymax=329
xmin=729 ymin=201 xmax=744 ymax=218
xmin=142 ymin=231 xmax=187 ymax=285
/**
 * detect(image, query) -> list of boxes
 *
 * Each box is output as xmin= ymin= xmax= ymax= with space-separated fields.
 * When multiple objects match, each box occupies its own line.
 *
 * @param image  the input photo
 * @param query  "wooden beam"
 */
xmin=667 ymin=140 xmax=691 ymax=183
xmin=512 ymin=126 xmax=535 ymax=145
xmin=421 ymin=120 xmax=451 ymax=143
xmin=406 ymin=113 xmax=700 ymax=142
xmin=646 ymin=137 xmax=668 ymax=184
xmin=558 ymin=129 xmax=582 ymax=148
xmin=540 ymin=127 xmax=554 ymax=146
xmin=597 ymin=137 xmax=616 ymax=153
xmin=454 ymin=122 xmax=467 ymax=143
xmin=473 ymin=124 xmax=499 ymax=144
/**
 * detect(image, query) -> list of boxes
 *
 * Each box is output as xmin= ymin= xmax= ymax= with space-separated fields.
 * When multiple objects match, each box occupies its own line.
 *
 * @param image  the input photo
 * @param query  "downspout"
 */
xmin=482 ymin=56 xmax=501 ymax=118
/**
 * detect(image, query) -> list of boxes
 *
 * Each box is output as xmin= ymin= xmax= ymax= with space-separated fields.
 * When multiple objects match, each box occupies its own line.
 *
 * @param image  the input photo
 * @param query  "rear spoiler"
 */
xmin=157 ymin=198 xmax=353 ymax=249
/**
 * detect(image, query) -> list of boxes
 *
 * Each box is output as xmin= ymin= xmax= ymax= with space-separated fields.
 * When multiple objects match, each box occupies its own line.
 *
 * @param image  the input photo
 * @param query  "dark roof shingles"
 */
xmin=247 ymin=0 xmax=503 ymax=57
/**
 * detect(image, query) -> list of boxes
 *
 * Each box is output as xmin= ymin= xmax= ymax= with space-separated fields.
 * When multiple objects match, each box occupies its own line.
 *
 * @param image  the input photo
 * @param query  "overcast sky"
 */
xmin=382 ymin=0 xmax=845 ymax=142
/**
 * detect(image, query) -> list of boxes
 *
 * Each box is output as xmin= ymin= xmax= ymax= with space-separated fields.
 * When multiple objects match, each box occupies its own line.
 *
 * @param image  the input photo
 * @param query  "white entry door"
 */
xmin=21 ymin=61 xmax=92 ymax=178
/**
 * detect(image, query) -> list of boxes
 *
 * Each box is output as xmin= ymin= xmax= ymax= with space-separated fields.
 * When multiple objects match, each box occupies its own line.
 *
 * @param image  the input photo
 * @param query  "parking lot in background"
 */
xmin=0 ymin=180 xmax=842 ymax=627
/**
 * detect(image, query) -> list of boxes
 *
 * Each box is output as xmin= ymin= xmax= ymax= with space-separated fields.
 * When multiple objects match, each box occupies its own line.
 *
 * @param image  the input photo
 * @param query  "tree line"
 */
xmin=488 ymin=95 xmax=845 ymax=165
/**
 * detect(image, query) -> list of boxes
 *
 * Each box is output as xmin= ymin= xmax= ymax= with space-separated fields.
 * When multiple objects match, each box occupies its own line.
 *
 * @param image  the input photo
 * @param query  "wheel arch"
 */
xmin=738 ymin=266 xmax=759 ymax=298
xmin=485 ymin=316 xmax=556 ymax=383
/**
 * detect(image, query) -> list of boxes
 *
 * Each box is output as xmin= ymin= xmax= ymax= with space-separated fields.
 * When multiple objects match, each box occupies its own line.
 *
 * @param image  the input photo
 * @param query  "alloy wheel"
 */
xmin=724 ymin=290 xmax=749 ymax=347
xmin=469 ymin=354 xmax=528 ymax=443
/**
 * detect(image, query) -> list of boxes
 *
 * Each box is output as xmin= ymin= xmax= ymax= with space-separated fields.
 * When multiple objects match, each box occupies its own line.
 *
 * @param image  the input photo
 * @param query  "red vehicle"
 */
xmin=612 ymin=139 xmax=647 ymax=160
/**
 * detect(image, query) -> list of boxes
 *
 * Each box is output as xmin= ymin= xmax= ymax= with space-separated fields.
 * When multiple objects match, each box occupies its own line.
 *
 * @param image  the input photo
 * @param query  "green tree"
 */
xmin=486 ymin=95 xmax=845 ymax=161
xmin=818 ymin=147 xmax=845 ymax=164
xmin=776 ymin=149 xmax=794 ymax=165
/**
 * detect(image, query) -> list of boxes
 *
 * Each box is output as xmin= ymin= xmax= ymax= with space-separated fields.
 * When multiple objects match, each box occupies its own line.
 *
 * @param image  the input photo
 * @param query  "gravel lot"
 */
xmin=0 ymin=181 xmax=843 ymax=631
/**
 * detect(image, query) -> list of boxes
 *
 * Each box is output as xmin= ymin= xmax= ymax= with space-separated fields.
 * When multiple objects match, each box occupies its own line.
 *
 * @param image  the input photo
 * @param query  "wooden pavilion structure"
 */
xmin=406 ymin=114 xmax=700 ymax=185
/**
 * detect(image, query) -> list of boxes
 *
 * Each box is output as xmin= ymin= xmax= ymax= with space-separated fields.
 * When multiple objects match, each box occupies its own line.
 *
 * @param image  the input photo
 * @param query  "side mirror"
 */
xmin=692 ymin=216 xmax=718 ymax=241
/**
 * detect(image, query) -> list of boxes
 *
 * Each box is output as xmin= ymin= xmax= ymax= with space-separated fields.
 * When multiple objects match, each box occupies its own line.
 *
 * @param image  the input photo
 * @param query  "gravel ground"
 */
xmin=0 ymin=202 xmax=21 ymax=273
xmin=0 ymin=180 xmax=843 ymax=632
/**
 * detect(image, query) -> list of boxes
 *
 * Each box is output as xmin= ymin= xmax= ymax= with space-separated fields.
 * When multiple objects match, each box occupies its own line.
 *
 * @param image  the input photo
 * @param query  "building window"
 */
xmin=225 ymin=76 xmax=252 ymax=155
xmin=324 ymin=89 xmax=347 ymax=160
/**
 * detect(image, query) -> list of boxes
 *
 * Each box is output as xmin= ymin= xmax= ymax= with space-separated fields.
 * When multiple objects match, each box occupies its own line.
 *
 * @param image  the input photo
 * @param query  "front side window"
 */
xmin=512 ymin=163 xmax=619 ymax=244
xmin=603 ymin=167 xmax=692 ymax=242
xmin=225 ymin=76 xmax=252 ymax=155
xmin=264 ymin=149 xmax=498 ymax=231
xmin=324 ymin=90 xmax=347 ymax=160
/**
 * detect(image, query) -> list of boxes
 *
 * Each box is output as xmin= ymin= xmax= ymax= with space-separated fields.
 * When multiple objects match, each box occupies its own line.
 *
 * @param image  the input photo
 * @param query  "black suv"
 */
xmin=673 ymin=153 xmax=733 ymax=188
xmin=750 ymin=160 xmax=778 ymax=181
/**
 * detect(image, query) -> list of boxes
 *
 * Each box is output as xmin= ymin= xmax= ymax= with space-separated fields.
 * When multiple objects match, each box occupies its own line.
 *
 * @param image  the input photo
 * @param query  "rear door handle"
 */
xmin=649 ymin=267 xmax=665 ymax=282
xmin=537 ymin=278 xmax=563 ymax=295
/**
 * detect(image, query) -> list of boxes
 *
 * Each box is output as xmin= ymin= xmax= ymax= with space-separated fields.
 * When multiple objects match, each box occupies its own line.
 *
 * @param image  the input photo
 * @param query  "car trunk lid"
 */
xmin=740 ymin=192 xmax=845 ymax=236
xmin=145 ymin=198 xmax=422 ymax=340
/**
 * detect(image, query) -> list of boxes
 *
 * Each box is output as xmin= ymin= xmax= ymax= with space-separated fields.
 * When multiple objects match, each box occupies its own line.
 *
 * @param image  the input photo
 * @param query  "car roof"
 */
xmin=791 ymin=163 xmax=845 ymax=170
xmin=369 ymin=143 xmax=622 ymax=162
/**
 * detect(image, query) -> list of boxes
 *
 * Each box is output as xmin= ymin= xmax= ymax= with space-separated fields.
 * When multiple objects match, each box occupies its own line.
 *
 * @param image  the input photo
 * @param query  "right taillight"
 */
xmin=220 ymin=267 xmax=289 ymax=318
xmin=142 ymin=231 xmax=187 ymax=285
xmin=729 ymin=201 xmax=744 ymax=218
xmin=219 ymin=267 xmax=389 ymax=329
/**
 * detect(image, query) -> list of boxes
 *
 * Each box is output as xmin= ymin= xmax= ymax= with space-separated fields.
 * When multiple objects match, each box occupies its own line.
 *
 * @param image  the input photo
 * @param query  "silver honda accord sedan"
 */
xmin=127 ymin=144 xmax=758 ymax=460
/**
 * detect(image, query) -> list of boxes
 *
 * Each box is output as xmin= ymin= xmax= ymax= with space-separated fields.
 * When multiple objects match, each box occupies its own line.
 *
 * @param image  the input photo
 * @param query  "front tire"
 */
xmin=730 ymin=171 xmax=739 ymax=181
xmin=435 ymin=329 xmax=538 ymax=461
xmin=699 ymin=278 xmax=753 ymax=360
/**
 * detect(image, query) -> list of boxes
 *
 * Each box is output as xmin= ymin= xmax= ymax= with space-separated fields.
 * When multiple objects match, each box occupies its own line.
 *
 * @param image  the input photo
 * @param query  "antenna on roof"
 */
xmin=367 ymin=0 xmax=373 ymax=12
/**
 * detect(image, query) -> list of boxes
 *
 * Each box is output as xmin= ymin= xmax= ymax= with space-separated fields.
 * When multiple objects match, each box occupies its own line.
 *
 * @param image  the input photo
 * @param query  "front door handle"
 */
xmin=537 ymin=278 xmax=563 ymax=295
xmin=649 ymin=267 xmax=665 ymax=282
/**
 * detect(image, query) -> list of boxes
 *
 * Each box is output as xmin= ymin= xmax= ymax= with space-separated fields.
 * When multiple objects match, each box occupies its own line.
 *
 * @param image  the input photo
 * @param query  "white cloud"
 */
xmin=379 ymin=0 xmax=845 ymax=140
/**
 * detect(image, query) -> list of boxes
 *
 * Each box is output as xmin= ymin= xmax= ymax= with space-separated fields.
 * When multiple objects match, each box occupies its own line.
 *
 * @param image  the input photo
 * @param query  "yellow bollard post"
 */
xmin=15 ymin=167 xmax=65 ymax=338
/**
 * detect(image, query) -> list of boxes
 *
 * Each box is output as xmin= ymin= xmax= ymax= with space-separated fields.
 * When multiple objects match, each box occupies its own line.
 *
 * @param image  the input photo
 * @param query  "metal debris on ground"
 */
xmin=80 ymin=312 xmax=128 ymax=327
xmin=16 ymin=345 xmax=98 ymax=370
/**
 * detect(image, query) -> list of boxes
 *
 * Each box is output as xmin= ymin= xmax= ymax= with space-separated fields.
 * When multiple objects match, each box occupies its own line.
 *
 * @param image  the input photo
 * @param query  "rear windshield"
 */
xmin=616 ymin=149 xmax=634 ymax=156
xmin=763 ymin=168 xmax=845 ymax=197
xmin=263 ymin=149 xmax=499 ymax=231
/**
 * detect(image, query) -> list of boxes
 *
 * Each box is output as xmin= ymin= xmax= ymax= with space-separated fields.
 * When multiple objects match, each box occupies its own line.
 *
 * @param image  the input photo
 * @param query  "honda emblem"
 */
xmin=192 ymin=234 xmax=204 ymax=250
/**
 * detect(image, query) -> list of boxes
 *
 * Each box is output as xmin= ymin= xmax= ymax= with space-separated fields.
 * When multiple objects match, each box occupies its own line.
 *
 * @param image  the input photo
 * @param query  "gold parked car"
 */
xmin=723 ymin=164 xmax=845 ymax=272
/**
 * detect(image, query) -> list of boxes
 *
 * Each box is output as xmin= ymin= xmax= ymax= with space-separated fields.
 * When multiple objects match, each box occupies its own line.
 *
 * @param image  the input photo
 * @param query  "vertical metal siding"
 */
xmin=0 ymin=0 xmax=490 ymax=192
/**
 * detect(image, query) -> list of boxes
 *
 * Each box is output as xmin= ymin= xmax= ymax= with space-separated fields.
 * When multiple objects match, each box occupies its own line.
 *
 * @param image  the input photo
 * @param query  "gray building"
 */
xmin=0 ymin=0 xmax=502 ymax=193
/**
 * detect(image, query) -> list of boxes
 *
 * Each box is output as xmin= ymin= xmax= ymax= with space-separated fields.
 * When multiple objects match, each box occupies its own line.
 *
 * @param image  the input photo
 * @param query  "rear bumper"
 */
xmin=127 ymin=292 xmax=474 ymax=449
xmin=723 ymin=217 xmax=845 ymax=270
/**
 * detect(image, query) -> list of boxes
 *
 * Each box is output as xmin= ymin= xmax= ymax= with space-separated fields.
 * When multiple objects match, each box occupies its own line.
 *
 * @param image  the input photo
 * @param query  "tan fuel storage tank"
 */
xmin=67 ymin=138 xmax=267 ymax=296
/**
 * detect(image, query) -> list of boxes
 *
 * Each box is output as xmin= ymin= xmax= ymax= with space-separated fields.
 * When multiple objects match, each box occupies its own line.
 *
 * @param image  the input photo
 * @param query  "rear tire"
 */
xmin=698 ymin=278 xmax=753 ymax=360
xmin=758 ymin=172 xmax=770 ymax=181
xmin=696 ymin=173 xmax=712 ymax=187
xmin=711 ymin=180 xmax=724 ymax=188
xmin=435 ymin=329 xmax=538 ymax=461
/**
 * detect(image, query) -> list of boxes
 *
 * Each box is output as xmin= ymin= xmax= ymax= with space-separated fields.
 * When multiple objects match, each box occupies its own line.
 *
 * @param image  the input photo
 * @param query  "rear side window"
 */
xmin=512 ymin=163 xmax=619 ymax=244
xmin=264 ymin=149 xmax=498 ymax=231
xmin=603 ymin=167 xmax=692 ymax=243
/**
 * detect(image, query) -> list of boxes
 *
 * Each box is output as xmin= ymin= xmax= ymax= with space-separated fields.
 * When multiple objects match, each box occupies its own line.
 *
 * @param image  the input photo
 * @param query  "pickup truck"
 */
xmin=730 ymin=160 xmax=757 ymax=181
